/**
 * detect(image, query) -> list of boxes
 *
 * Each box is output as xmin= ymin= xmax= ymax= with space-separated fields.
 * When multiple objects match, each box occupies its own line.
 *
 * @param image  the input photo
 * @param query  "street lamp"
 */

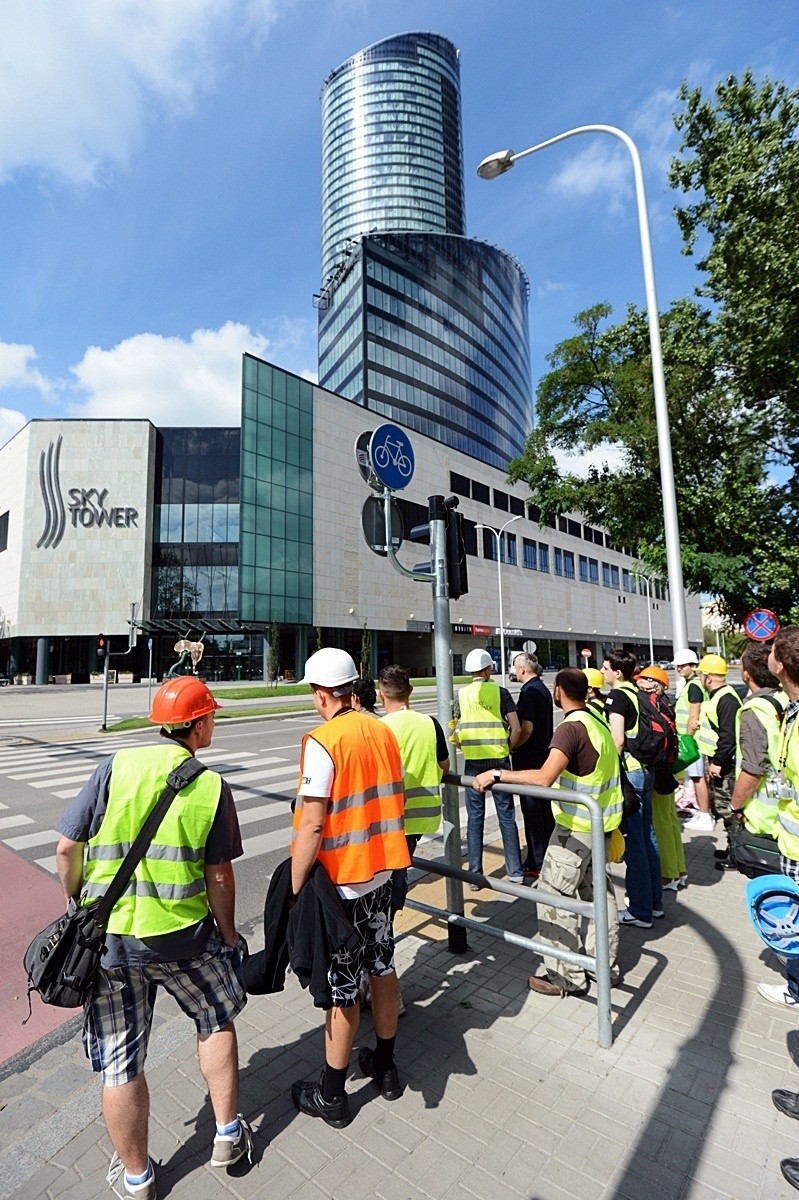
xmin=478 ymin=125 xmax=689 ymax=655
xmin=474 ymin=515 xmax=522 ymax=687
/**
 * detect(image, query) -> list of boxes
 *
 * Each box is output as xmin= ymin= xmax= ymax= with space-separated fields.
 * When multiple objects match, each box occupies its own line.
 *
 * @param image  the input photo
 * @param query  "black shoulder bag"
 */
xmin=23 ymin=756 xmax=207 ymax=1019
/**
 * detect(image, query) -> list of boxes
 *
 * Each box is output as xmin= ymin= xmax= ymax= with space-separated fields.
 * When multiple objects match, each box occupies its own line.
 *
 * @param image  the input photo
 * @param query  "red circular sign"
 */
xmin=743 ymin=609 xmax=779 ymax=642
xmin=580 ymin=648 xmax=592 ymax=658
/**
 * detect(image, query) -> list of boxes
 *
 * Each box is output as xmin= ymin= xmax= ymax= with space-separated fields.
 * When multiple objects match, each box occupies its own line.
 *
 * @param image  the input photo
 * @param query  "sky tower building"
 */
xmin=317 ymin=32 xmax=532 ymax=470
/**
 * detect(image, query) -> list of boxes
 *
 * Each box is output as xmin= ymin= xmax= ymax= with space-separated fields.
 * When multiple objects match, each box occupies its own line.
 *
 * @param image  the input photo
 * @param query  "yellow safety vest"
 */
xmin=697 ymin=683 xmax=741 ymax=758
xmin=675 ymin=674 xmax=707 ymax=735
xmin=382 ymin=708 xmax=443 ymax=835
xmin=552 ymin=710 xmax=623 ymax=835
xmin=736 ymin=692 xmax=785 ymax=838
xmin=614 ymin=681 xmax=642 ymax=773
xmin=83 ymin=744 xmax=222 ymax=937
xmin=457 ymin=681 xmax=509 ymax=761
xmin=776 ymin=705 xmax=799 ymax=860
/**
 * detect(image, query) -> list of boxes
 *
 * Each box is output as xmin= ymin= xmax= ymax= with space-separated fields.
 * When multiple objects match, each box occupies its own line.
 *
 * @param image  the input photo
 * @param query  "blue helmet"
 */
xmin=746 ymin=874 xmax=799 ymax=958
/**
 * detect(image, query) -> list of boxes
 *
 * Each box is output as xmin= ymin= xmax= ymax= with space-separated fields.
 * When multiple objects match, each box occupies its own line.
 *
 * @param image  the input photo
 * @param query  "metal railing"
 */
xmin=405 ymin=774 xmax=614 ymax=1047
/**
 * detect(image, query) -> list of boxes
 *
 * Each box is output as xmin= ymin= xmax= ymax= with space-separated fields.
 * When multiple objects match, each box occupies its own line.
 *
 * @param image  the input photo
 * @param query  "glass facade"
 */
xmin=318 ymin=232 xmax=531 ymax=469
xmin=320 ymin=33 xmax=464 ymax=283
xmin=240 ymin=355 xmax=314 ymax=625
xmin=152 ymin=428 xmax=240 ymax=619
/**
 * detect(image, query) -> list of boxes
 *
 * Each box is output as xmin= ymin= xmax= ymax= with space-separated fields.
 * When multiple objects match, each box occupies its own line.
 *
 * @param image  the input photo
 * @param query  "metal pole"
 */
xmin=101 ymin=646 xmax=109 ymax=731
xmin=645 ymin=577 xmax=654 ymax=663
xmin=147 ymin=639 xmax=153 ymax=713
xmin=481 ymin=125 xmax=689 ymax=654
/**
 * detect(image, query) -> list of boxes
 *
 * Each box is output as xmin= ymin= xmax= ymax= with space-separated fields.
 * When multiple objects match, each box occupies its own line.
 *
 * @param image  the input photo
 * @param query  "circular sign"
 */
xmin=369 ymin=423 xmax=415 ymax=491
xmin=581 ymin=647 xmax=592 ymax=659
xmin=522 ymin=640 xmax=537 ymax=654
xmin=743 ymin=609 xmax=780 ymax=642
xmin=354 ymin=431 xmax=381 ymax=491
xmin=361 ymin=495 xmax=403 ymax=557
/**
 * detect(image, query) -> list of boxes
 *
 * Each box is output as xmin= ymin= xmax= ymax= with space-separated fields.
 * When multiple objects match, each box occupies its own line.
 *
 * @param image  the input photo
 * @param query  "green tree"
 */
xmin=508 ymin=301 xmax=799 ymax=622
xmin=669 ymin=71 xmax=799 ymax=464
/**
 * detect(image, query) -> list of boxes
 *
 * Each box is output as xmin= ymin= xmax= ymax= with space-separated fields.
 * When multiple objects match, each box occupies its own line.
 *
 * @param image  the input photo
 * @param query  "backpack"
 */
xmin=626 ymin=689 xmax=678 ymax=768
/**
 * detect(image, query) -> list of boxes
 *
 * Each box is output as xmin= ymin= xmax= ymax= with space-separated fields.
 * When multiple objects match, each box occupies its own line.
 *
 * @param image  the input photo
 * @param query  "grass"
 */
xmin=105 ymin=703 xmax=313 ymax=732
xmin=210 ymin=676 xmax=468 ymax=700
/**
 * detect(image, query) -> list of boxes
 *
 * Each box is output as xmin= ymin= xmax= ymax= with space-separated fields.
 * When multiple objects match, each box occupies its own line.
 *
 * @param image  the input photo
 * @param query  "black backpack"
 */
xmin=625 ymin=687 xmax=678 ymax=768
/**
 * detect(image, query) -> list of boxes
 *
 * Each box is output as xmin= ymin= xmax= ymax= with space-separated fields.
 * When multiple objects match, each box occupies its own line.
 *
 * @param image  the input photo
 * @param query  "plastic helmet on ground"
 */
xmin=698 ymin=653 xmax=728 ymax=676
xmin=582 ymin=668 xmax=605 ymax=690
xmin=149 ymin=676 xmax=221 ymax=727
xmin=673 ymin=648 xmax=699 ymax=666
xmin=464 ymin=648 xmax=494 ymax=674
xmin=301 ymin=647 xmax=359 ymax=688
xmin=746 ymin=874 xmax=799 ymax=958
xmin=638 ymin=665 xmax=670 ymax=688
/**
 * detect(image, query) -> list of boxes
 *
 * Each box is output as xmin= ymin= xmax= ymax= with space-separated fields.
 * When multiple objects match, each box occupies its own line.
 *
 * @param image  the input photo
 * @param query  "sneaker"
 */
xmin=358 ymin=1047 xmax=403 ymax=1100
xmin=107 ymin=1155 xmax=157 ymax=1200
xmin=291 ymin=1076 xmax=352 ymax=1128
xmin=210 ymin=1115 xmax=253 ymax=1168
xmin=652 ymin=908 xmax=665 ymax=919
xmin=662 ymin=879 xmax=680 ymax=892
xmin=684 ymin=811 xmax=715 ymax=832
xmin=757 ymin=982 xmax=799 ymax=1008
xmin=507 ymin=874 xmax=524 ymax=884
xmin=678 ymin=874 xmax=689 ymax=889
xmin=618 ymin=909 xmax=653 ymax=929
xmin=397 ymin=989 xmax=406 ymax=1017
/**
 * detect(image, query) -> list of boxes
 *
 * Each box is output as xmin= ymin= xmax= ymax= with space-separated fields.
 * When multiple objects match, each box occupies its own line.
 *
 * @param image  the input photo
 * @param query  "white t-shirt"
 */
xmin=297 ymin=734 xmax=392 ymax=900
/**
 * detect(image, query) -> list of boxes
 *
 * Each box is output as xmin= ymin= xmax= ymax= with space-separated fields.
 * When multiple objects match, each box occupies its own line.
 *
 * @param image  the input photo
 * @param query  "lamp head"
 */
xmin=477 ymin=149 xmax=515 ymax=180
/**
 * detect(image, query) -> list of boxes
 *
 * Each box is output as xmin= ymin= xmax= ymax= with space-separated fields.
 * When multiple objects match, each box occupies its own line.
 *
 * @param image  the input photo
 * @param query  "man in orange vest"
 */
xmin=290 ymin=648 xmax=410 ymax=1128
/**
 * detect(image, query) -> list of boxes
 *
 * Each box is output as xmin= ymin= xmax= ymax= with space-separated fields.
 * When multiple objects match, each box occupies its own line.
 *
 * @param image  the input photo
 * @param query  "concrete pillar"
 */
xmin=35 ymin=637 xmax=49 ymax=685
xmin=295 ymin=626 xmax=309 ymax=680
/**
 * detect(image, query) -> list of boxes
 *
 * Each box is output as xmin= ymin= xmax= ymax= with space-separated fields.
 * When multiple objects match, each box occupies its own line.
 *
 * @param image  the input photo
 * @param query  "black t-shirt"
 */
xmin=430 ymin=716 xmax=449 ymax=763
xmin=605 ymin=686 xmax=638 ymax=733
xmin=513 ymin=677 xmax=554 ymax=770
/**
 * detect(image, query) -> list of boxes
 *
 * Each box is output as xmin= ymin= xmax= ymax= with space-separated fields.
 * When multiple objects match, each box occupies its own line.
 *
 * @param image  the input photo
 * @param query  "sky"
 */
xmin=0 ymin=0 xmax=797 ymax=452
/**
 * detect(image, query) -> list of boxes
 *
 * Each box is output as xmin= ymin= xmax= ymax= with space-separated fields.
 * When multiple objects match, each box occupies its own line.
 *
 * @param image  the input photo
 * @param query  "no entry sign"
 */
xmin=743 ymin=609 xmax=779 ymax=642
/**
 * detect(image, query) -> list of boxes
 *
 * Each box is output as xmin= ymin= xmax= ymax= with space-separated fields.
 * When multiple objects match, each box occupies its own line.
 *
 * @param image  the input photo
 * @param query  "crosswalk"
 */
xmin=0 ymin=733 xmax=305 ymax=875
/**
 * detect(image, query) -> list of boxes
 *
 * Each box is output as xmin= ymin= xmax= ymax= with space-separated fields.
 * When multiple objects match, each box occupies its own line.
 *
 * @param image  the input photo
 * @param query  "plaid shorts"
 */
xmin=83 ymin=933 xmax=247 ymax=1086
xmin=329 ymin=879 xmax=395 ymax=1007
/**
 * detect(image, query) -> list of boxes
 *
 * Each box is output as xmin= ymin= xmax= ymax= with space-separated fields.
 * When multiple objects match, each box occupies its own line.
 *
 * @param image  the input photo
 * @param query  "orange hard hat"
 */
xmin=638 ymin=665 xmax=669 ymax=688
xmin=149 ymin=676 xmax=221 ymax=726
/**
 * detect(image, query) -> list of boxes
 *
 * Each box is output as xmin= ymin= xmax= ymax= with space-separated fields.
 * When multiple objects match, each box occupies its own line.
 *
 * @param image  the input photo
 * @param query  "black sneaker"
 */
xmin=291 ymin=1076 xmax=351 ymax=1128
xmin=358 ymin=1047 xmax=402 ymax=1101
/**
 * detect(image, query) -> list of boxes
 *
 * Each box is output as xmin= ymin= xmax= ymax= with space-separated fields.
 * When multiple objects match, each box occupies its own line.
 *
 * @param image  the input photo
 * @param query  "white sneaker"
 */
xmin=684 ymin=811 xmax=715 ymax=832
xmin=757 ymin=982 xmax=799 ymax=1008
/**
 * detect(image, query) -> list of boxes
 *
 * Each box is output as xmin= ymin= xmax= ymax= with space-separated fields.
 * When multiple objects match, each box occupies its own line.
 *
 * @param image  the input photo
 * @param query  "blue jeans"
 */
xmin=622 ymin=766 xmax=662 ymax=921
xmin=465 ymin=784 xmax=523 ymax=878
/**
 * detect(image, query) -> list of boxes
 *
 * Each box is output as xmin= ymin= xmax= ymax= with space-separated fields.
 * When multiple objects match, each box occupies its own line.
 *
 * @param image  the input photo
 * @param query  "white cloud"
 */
xmin=555 ymin=442 xmax=628 ymax=479
xmin=547 ymin=141 xmax=631 ymax=213
xmin=633 ymin=86 xmax=681 ymax=177
xmin=0 ymin=0 xmax=282 ymax=185
xmin=69 ymin=322 xmax=271 ymax=425
xmin=0 ymin=407 xmax=27 ymax=447
xmin=0 ymin=341 xmax=55 ymax=399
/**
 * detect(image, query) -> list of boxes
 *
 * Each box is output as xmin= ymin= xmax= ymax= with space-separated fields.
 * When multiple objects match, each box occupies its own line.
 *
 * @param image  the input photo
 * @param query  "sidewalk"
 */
xmin=3 ymin=825 xmax=799 ymax=1199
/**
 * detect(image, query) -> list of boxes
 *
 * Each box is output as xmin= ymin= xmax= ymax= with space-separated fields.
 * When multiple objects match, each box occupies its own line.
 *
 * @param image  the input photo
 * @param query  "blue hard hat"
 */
xmin=746 ymin=874 xmax=799 ymax=957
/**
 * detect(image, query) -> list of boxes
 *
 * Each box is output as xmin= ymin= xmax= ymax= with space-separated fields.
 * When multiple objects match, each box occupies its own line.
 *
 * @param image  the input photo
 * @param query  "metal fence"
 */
xmin=405 ymin=774 xmax=614 ymax=1047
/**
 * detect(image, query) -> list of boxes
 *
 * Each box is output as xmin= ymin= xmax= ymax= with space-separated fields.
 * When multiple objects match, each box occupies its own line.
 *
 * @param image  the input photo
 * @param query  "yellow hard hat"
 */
xmin=582 ymin=667 xmax=605 ymax=689
xmin=698 ymin=653 xmax=727 ymax=676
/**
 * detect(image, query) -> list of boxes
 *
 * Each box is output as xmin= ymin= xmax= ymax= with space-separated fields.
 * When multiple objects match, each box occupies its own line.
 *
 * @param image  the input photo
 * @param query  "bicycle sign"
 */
xmin=369 ymin=423 xmax=415 ymax=491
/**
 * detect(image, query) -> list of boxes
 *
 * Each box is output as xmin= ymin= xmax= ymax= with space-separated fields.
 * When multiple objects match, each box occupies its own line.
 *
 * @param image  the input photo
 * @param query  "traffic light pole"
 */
xmin=383 ymin=490 xmax=468 ymax=953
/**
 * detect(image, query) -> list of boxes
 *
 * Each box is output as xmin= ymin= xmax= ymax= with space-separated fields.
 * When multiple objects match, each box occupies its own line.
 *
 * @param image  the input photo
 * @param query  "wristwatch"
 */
xmin=493 ymin=769 xmax=502 ymax=784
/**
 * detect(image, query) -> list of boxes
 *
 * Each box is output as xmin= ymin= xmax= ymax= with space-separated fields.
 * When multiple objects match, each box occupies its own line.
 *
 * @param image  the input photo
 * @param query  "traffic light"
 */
xmin=97 ymin=634 xmax=106 ymax=660
xmin=445 ymin=506 xmax=468 ymax=600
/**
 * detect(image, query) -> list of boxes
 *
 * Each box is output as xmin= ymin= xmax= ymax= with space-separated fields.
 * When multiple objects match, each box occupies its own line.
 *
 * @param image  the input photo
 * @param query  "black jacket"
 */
xmin=243 ymin=858 xmax=358 ymax=1009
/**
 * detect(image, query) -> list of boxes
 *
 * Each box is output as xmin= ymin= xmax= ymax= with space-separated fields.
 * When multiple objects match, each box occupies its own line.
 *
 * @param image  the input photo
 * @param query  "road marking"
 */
xmin=0 ymin=814 xmax=34 ymax=829
xmin=227 ymin=765 xmax=296 ymax=786
xmin=240 ymin=827 xmax=292 ymax=859
xmin=235 ymin=802 xmax=289 ymax=826
xmin=34 ymin=855 xmax=57 ymax=873
xmin=4 ymin=828 xmax=61 ymax=850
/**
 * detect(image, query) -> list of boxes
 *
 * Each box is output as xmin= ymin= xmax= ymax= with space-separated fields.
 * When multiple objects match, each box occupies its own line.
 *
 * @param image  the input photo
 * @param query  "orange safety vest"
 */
xmin=292 ymin=710 xmax=410 ymax=886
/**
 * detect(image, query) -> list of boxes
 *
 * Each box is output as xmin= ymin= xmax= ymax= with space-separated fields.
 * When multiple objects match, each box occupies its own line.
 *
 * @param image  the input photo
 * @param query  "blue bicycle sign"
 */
xmin=369 ymin=423 xmax=415 ymax=490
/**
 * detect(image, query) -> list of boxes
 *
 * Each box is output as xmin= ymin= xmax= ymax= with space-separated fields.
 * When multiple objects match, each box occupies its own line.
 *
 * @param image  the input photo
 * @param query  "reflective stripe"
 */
xmin=86 ymin=842 xmax=205 ymax=864
xmin=556 ymin=796 xmax=623 ymax=821
xmin=404 ymin=786 xmax=440 ymax=800
xmin=779 ymin=812 xmax=799 ymax=838
xmin=402 ymin=804 xmax=440 ymax=819
xmin=552 ymin=710 xmax=623 ymax=834
xmin=558 ymin=773 xmax=621 ymax=798
xmin=321 ymin=816 xmax=406 ymax=852
xmin=83 ymin=877 xmax=207 ymax=902
xmin=329 ymin=779 xmax=405 ymax=814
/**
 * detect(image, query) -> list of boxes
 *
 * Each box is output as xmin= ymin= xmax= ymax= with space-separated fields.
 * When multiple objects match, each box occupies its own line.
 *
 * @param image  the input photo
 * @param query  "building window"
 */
xmin=538 ymin=543 xmax=549 ymax=572
xmin=483 ymin=527 xmax=498 ymax=561
xmin=622 ymin=568 xmax=632 ymax=593
xmin=602 ymin=561 xmax=611 ymax=587
xmin=493 ymin=489 xmax=509 ymax=512
xmin=523 ymin=537 xmax=536 ymax=570
xmin=589 ymin=558 xmax=599 ymax=585
xmin=509 ymin=495 xmax=525 ymax=516
xmin=558 ymin=516 xmax=567 ymax=533
xmin=449 ymin=471 xmax=470 ymax=498
xmin=610 ymin=564 xmax=620 ymax=589
xmin=472 ymin=480 xmax=490 ymax=505
xmin=579 ymin=555 xmax=589 ymax=583
xmin=564 ymin=551 xmax=575 ymax=579
xmin=505 ymin=532 xmax=517 ymax=566
xmin=0 ymin=510 xmax=7 ymax=553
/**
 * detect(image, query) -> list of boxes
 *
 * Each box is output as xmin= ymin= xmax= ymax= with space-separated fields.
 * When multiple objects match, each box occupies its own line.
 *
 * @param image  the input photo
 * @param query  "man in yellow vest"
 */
xmin=473 ymin=668 xmax=622 ymax=996
xmin=673 ymin=648 xmax=708 ymax=815
xmin=378 ymin=662 xmax=450 ymax=913
xmin=290 ymin=648 xmax=410 ymax=1126
xmin=54 ymin=677 xmax=250 ymax=1200
xmin=728 ymin=644 xmax=785 ymax=836
xmin=690 ymin=653 xmax=742 ymax=831
xmin=455 ymin=648 xmax=524 ymax=887
xmin=757 ymin=627 xmax=799 ymax=1009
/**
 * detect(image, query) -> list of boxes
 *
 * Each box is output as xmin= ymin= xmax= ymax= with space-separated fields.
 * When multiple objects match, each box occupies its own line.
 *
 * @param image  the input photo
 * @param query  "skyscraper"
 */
xmin=317 ymin=33 xmax=532 ymax=470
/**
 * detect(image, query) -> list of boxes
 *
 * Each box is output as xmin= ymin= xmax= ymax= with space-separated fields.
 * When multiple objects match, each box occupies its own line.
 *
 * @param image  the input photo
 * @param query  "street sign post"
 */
xmin=581 ymin=647 xmax=592 ymax=660
xmin=523 ymin=640 xmax=537 ymax=654
xmin=743 ymin=609 xmax=779 ymax=642
xmin=369 ymin=423 xmax=415 ymax=490
xmin=354 ymin=431 xmax=382 ymax=491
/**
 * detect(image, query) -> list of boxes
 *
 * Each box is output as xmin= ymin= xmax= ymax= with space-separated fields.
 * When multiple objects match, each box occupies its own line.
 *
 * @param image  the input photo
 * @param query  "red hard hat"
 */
xmin=149 ymin=676 xmax=221 ymax=726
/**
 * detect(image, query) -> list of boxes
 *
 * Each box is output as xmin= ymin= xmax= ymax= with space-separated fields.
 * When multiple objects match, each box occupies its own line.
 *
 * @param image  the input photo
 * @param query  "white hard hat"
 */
xmin=673 ymin=648 xmax=699 ymax=666
xmin=465 ymin=648 xmax=494 ymax=674
xmin=301 ymin=647 xmax=359 ymax=688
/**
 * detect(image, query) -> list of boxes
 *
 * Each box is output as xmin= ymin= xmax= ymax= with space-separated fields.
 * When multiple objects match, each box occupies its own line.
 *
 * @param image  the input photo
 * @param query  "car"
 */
xmin=657 ymin=660 xmax=671 ymax=669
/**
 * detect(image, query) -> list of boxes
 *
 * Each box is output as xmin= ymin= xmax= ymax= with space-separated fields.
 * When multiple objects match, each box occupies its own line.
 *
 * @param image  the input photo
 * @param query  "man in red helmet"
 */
xmin=54 ymin=676 xmax=250 ymax=1200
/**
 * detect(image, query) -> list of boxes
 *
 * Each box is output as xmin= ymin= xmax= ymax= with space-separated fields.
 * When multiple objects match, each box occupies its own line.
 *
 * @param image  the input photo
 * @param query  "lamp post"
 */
xmin=634 ymin=572 xmax=655 ymax=665
xmin=478 ymin=125 xmax=689 ymax=656
xmin=475 ymin=515 xmax=521 ymax=687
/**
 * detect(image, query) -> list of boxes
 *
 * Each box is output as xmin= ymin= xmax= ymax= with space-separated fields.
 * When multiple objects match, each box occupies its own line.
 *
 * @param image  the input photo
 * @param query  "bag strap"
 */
xmin=92 ymin=756 xmax=208 ymax=926
xmin=758 ymin=692 xmax=785 ymax=721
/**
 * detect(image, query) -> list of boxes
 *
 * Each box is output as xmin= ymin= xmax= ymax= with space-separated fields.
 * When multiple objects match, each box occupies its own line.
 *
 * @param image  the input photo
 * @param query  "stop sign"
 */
xmin=581 ymin=648 xmax=592 ymax=659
